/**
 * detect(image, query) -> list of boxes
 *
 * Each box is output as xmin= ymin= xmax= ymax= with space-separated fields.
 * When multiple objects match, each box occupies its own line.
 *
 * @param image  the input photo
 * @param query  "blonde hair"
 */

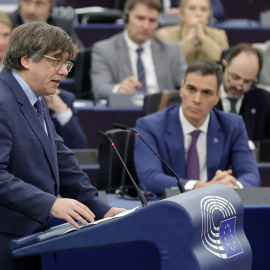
xmin=179 ymin=0 xmax=211 ymax=9
xmin=0 ymin=12 xmax=13 ymax=29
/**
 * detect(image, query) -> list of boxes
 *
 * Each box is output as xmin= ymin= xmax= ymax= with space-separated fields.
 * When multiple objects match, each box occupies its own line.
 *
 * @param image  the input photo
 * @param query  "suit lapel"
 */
xmin=152 ymin=39 xmax=165 ymax=91
xmin=1 ymin=69 xmax=59 ymax=182
xmin=116 ymin=34 xmax=133 ymax=78
xmin=240 ymin=94 xmax=256 ymax=139
xmin=165 ymin=106 xmax=186 ymax=178
xmin=207 ymin=110 xmax=224 ymax=180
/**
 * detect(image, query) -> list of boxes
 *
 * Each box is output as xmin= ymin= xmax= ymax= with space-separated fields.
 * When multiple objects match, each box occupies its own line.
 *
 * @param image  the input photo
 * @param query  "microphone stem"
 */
xmin=129 ymin=128 xmax=186 ymax=193
xmin=107 ymin=137 xmax=148 ymax=207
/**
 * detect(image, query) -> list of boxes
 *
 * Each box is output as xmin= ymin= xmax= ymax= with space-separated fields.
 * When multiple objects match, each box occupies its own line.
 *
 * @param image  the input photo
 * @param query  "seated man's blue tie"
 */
xmin=136 ymin=47 xmax=147 ymax=93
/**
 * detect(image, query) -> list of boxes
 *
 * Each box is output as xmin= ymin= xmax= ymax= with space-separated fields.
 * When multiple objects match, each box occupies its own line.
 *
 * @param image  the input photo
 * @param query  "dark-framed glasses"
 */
xmin=43 ymin=55 xmax=74 ymax=73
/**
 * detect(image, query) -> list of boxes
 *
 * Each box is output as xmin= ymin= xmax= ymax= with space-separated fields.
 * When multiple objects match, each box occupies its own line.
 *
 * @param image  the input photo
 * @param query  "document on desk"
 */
xmin=64 ymin=206 xmax=140 ymax=234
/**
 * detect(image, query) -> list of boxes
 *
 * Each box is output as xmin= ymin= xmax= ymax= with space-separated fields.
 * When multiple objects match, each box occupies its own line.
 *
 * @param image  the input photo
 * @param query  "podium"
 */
xmin=12 ymin=185 xmax=252 ymax=270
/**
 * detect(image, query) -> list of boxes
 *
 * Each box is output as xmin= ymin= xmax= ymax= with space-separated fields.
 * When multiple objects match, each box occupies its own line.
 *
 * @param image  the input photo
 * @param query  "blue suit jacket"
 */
xmin=49 ymin=89 xmax=88 ymax=149
xmin=0 ymin=68 xmax=110 ymax=238
xmin=134 ymin=105 xmax=261 ymax=195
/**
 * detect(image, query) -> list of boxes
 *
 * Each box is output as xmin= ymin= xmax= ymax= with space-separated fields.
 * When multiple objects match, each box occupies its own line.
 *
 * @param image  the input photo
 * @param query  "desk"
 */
xmin=76 ymin=103 xmax=143 ymax=148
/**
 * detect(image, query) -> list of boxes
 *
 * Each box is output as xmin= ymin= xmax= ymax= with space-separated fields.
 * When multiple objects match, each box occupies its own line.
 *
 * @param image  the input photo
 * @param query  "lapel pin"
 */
xmin=251 ymin=108 xmax=256 ymax=114
xmin=214 ymin=138 xmax=219 ymax=143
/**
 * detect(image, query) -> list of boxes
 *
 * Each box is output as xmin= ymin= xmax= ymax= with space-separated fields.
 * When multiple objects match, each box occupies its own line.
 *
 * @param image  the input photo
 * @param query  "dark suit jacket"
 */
xmin=50 ymin=89 xmax=88 ymax=149
xmin=134 ymin=105 xmax=261 ymax=195
xmin=0 ymin=68 xmax=110 ymax=266
xmin=8 ymin=8 xmax=82 ymax=46
xmin=215 ymin=86 xmax=270 ymax=142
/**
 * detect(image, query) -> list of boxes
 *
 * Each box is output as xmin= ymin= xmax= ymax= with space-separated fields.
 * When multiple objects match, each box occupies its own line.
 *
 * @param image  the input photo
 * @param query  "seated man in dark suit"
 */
xmin=0 ymin=22 xmax=125 ymax=270
xmin=215 ymin=43 xmax=270 ymax=142
xmin=134 ymin=59 xmax=260 ymax=195
xmin=8 ymin=0 xmax=80 ymax=53
xmin=45 ymin=89 xmax=88 ymax=149
xmin=91 ymin=0 xmax=187 ymax=101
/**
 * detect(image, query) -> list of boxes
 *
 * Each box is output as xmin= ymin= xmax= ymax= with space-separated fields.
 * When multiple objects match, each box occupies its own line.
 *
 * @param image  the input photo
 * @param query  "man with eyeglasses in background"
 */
xmin=215 ymin=43 xmax=270 ymax=142
xmin=0 ymin=22 xmax=125 ymax=270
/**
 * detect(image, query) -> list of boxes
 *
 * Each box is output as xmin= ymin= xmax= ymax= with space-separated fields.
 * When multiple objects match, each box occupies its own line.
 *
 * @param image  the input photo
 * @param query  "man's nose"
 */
xmin=58 ymin=64 xmax=69 ymax=76
xmin=193 ymin=92 xmax=202 ymax=103
xmin=142 ymin=20 xmax=150 ymax=29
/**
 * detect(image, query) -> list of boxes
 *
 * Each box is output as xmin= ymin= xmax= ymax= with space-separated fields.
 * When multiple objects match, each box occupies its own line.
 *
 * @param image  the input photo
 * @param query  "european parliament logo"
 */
xmin=201 ymin=196 xmax=243 ymax=259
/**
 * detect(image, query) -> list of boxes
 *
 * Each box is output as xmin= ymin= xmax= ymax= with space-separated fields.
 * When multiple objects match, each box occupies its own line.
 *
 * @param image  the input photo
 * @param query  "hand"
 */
xmin=184 ymin=25 xmax=198 ymax=42
xmin=117 ymin=76 xmax=142 ymax=93
xmin=44 ymin=90 xmax=68 ymax=115
xmin=104 ymin=207 xmax=127 ymax=218
xmin=196 ymin=23 xmax=207 ymax=42
xmin=194 ymin=169 xmax=238 ymax=189
xmin=51 ymin=198 xmax=95 ymax=229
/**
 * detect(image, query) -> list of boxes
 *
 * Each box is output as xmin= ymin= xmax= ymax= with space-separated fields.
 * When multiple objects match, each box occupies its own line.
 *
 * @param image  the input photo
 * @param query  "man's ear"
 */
xmin=20 ymin=56 xmax=31 ymax=70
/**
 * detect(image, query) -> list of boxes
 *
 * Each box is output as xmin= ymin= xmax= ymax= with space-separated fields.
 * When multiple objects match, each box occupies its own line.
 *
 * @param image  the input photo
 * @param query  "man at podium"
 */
xmin=0 ymin=22 xmax=125 ymax=270
xmin=134 ymin=59 xmax=261 ymax=195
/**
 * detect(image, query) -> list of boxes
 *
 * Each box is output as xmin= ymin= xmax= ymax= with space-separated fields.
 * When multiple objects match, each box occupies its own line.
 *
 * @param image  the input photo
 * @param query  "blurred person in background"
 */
xmin=156 ymin=0 xmax=229 ymax=64
xmin=0 ymin=12 xmax=12 ymax=72
xmin=8 ymin=0 xmax=80 ymax=54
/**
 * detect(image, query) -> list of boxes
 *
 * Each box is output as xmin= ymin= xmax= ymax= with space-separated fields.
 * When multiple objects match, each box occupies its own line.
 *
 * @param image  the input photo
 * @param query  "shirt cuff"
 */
xmin=55 ymin=108 xmax=72 ymax=126
xmin=185 ymin=180 xmax=198 ymax=190
xmin=236 ymin=181 xmax=244 ymax=189
xmin=112 ymin=84 xmax=121 ymax=93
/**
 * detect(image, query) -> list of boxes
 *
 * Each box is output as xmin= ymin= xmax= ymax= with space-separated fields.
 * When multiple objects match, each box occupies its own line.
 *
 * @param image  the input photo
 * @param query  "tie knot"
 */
xmin=191 ymin=130 xmax=201 ymax=141
xmin=136 ymin=47 xmax=143 ymax=55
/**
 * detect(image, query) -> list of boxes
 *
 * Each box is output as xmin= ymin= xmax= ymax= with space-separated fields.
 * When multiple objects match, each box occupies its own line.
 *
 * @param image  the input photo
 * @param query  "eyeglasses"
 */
xmin=43 ymin=55 xmax=74 ymax=73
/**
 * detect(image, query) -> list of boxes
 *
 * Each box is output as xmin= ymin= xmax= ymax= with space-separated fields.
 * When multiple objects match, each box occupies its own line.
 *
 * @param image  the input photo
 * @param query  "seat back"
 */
xmin=73 ymin=47 xmax=93 ymax=100
xmin=142 ymin=90 xmax=181 ymax=115
xmin=98 ymin=129 xmax=138 ymax=192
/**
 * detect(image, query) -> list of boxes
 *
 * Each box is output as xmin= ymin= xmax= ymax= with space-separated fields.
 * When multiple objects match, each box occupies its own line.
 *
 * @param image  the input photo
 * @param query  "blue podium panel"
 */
xmin=12 ymin=185 xmax=251 ymax=270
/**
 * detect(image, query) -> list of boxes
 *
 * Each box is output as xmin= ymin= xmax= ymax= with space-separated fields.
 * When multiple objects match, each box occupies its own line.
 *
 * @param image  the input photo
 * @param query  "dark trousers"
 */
xmin=0 ymin=232 xmax=41 ymax=270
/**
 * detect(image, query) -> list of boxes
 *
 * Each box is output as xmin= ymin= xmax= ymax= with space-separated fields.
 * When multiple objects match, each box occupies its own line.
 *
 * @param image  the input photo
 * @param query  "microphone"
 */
xmin=98 ymin=130 xmax=148 ymax=207
xmin=112 ymin=123 xmax=185 ymax=193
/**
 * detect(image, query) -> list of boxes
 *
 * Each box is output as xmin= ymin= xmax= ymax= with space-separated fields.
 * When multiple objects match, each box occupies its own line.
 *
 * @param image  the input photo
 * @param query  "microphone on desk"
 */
xmin=112 ymin=123 xmax=186 ymax=194
xmin=98 ymin=130 xmax=148 ymax=207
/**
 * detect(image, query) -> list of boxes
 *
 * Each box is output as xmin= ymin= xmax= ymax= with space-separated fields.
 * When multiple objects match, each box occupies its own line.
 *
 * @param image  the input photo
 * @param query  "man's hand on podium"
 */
xmin=51 ymin=198 xmax=95 ymax=229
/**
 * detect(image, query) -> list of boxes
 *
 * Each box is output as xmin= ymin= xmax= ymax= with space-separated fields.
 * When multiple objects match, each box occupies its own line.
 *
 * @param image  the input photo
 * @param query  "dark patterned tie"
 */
xmin=34 ymin=99 xmax=45 ymax=129
xmin=228 ymin=97 xmax=238 ymax=113
xmin=136 ymin=47 xmax=147 ymax=93
xmin=186 ymin=130 xmax=201 ymax=180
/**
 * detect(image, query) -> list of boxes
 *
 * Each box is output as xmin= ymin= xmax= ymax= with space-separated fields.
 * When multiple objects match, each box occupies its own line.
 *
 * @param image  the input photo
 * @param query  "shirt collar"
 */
xmin=123 ymin=30 xmax=152 ymax=51
xmin=11 ymin=70 xmax=38 ymax=106
xmin=179 ymin=106 xmax=209 ymax=135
